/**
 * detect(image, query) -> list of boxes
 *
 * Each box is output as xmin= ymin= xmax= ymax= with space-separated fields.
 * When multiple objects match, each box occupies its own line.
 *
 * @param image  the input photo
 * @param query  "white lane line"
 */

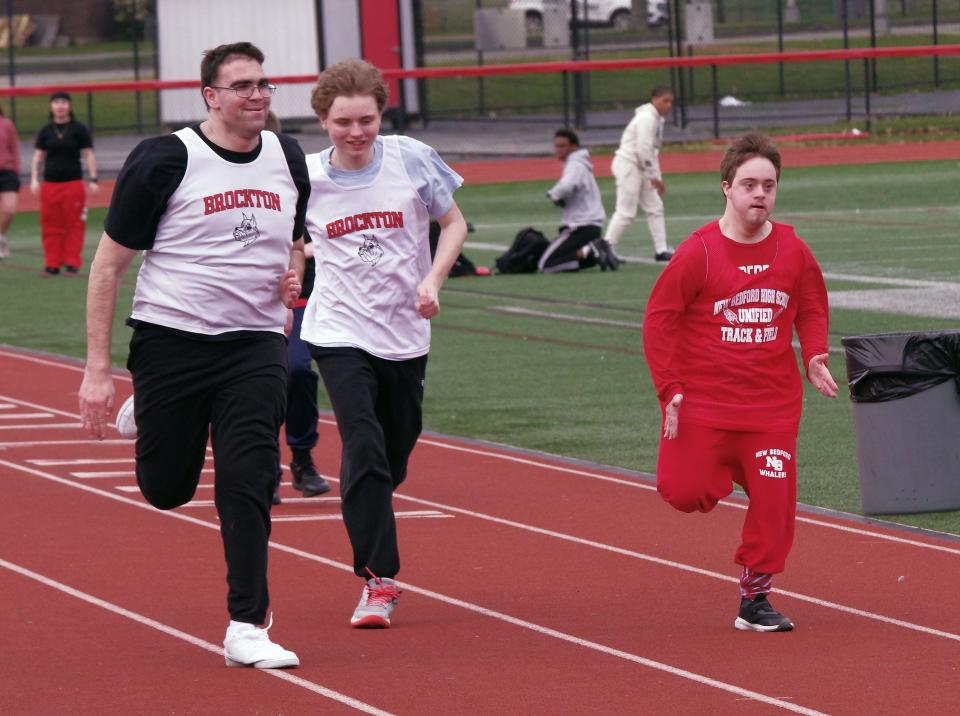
xmin=3 ymin=381 xmax=956 ymax=555
xmin=0 ymin=413 xmax=55 ymax=419
xmin=375 ymin=480 xmax=960 ymax=644
xmin=272 ymin=511 xmax=451 ymax=523
xmin=0 ymin=402 xmax=17 ymax=409
xmin=71 ymin=468 xmax=212 ymax=479
xmin=0 ymin=439 xmax=133 ymax=448
xmin=30 ymin=458 xmax=136 ymax=466
xmin=0 ymin=459 xmax=827 ymax=715
xmin=0 ymin=557 xmax=393 ymax=716
xmin=0 ymin=423 xmax=83 ymax=430
xmin=409 ymin=434 xmax=960 ymax=557
xmin=0 ymin=394 xmax=99 ymax=419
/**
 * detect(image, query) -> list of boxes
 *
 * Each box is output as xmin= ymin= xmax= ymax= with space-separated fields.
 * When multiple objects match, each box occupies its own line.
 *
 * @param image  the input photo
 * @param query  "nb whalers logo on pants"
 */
xmin=755 ymin=448 xmax=792 ymax=478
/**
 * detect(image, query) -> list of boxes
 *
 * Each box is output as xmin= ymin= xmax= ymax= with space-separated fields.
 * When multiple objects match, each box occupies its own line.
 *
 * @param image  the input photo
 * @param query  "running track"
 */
xmin=3 ymin=346 xmax=959 ymax=715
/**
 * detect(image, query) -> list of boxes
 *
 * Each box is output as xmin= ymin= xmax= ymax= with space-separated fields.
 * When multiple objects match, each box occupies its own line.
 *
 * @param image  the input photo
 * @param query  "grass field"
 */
xmin=3 ymin=157 xmax=959 ymax=535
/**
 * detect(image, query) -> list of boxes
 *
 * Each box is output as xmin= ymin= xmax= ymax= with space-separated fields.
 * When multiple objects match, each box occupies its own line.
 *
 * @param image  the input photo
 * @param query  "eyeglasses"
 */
xmin=209 ymin=81 xmax=277 ymax=99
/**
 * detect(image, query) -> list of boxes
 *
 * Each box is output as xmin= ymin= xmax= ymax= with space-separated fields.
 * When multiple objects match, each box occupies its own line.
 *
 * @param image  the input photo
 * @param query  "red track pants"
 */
xmin=656 ymin=421 xmax=797 ymax=574
xmin=40 ymin=180 xmax=86 ymax=270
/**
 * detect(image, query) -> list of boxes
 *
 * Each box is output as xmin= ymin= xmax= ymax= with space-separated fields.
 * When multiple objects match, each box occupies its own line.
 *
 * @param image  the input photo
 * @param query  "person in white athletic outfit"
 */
xmin=78 ymin=42 xmax=306 ymax=670
xmin=301 ymin=58 xmax=468 ymax=629
xmin=603 ymin=86 xmax=675 ymax=262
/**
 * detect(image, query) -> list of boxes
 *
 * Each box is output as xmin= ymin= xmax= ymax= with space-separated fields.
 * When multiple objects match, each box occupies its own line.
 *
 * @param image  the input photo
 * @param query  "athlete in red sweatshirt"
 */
xmin=643 ymin=133 xmax=838 ymax=632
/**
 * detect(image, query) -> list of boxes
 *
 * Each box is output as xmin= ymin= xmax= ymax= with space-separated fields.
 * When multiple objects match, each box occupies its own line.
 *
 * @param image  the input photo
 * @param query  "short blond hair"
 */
xmin=310 ymin=59 xmax=389 ymax=118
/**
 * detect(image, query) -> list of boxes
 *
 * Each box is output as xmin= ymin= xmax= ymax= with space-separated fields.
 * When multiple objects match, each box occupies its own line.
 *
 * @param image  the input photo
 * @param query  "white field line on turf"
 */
xmin=486 ymin=308 xmax=845 ymax=355
xmin=0 ymin=460 xmax=826 ymax=715
xmin=0 ymin=557 xmax=393 ymax=716
xmin=1 ymin=363 xmax=955 ymax=554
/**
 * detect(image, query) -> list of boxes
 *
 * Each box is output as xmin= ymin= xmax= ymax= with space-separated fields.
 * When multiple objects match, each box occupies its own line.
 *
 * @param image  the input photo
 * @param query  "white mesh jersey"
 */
xmin=129 ymin=128 xmax=299 ymax=335
xmin=300 ymin=135 xmax=432 ymax=360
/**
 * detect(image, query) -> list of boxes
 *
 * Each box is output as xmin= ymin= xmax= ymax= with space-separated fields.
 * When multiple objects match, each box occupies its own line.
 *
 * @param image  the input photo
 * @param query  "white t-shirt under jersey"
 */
xmin=129 ymin=128 xmax=301 ymax=335
xmin=300 ymin=135 xmax=462 ymax=360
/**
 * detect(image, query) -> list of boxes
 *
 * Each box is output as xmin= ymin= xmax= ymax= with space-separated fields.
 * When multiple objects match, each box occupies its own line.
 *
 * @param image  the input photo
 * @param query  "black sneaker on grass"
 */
xmin=734 ymin=593 xmax=794 ymax=632
xmin=290 ymin=453 xmax=331 ymax=497
xmin=590 ymin=238 xmax=620 ymax=271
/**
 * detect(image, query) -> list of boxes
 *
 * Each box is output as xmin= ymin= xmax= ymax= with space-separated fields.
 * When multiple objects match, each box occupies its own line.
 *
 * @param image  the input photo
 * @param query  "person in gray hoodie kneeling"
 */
xmin=538 ymin=128 xmax=619 ymax=273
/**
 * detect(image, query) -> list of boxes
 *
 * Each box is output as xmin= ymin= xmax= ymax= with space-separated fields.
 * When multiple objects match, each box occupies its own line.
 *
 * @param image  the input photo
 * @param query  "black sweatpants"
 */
xmin=537 ymin=224 xmax=601 ymax=273
xmin=310 ymin=346 xmax=427 ymax=580
xmin=127 ymin=322 xmax=288 ymax=624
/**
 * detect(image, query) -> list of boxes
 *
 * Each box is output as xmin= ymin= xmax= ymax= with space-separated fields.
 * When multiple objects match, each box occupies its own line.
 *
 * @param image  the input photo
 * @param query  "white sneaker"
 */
xmin=0 ymin=235 xmax=9 ymax=260
xmin=223 ymin=617 xmax=300 ymax=669
xmin=350 ymin=575 xmax=401 ymax=628
xmin=115 ymin=395 xmax=137 ymax=439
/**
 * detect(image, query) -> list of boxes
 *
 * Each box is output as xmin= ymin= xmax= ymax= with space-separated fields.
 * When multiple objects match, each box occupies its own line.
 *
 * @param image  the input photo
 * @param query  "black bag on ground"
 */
xmin=495 ymin=227 xmax=549 ymax=274
xmin=429 ymin=220 xmax=479 ymax=277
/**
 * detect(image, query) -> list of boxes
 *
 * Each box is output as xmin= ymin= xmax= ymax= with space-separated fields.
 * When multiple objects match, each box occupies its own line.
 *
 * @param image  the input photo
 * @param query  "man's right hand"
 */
xmin=651 ymin=178 xmax=666 ymax=196
xmin=79 ymin=370 xmax=116 ymax=441
xmin=663 ymin=393 xmax=683 ymax=440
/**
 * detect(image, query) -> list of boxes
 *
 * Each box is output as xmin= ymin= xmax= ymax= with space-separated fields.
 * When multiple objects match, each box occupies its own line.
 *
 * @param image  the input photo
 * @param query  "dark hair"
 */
xmin=720 ymin=132 xmax=781 ymax=185
xmin=200 ymin=42 xmax=265 ymax=109
xmin=310 ymin=58 xmax=389 ymax=118
xmin=651 ymin=85 xmax=674 ymax=99
xmin=554 ymin=128 xmax=579 ymax=146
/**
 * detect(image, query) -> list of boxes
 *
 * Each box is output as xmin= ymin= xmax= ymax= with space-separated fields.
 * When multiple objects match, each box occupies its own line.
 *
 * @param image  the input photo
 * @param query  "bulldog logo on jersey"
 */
xmin=358 ymin=235 xmax=384 ymax=266
xmin=233 ymin=212 xmax=260 ymax=247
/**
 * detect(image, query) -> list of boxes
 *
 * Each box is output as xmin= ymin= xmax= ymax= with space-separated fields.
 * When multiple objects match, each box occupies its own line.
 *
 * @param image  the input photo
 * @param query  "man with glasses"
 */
xmin=79 ymin=42 xmax=309 ymax=669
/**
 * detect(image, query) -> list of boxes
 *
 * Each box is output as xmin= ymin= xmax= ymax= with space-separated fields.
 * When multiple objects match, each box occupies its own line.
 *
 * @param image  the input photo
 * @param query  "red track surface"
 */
xmin=3 ymin=347 xmax=960 ymax=715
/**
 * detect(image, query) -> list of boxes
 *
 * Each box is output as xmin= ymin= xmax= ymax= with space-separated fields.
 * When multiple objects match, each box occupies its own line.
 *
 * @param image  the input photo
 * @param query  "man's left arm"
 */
xmin=547 ymin=161 xmax=580 ymax=205
xmin=416 ymin=201 xmax=468 ymax=319
xmin=279 ymin=237 xmax=305 ymax=309
xmin=795 ymin=248 xmax=838 ymax=398
xmin=82 ymin=147 xmax=99 ymax=194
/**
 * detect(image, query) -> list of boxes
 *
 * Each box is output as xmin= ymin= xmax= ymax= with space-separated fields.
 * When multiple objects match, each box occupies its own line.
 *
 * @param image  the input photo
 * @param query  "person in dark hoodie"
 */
xmin=538 ymin=129 xmax=618 ymax=273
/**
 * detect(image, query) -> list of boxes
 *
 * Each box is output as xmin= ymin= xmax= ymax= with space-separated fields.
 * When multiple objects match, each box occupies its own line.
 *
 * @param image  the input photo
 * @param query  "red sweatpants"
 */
xmin=656 ymin=421 xmax=797 ymax=574
xmin=40 ymin=180 xmax=86 ymax=269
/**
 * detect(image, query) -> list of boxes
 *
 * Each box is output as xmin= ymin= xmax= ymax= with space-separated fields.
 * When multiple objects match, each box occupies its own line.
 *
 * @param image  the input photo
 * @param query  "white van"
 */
xmin=508 ymin=1 xmax=633 ymax=33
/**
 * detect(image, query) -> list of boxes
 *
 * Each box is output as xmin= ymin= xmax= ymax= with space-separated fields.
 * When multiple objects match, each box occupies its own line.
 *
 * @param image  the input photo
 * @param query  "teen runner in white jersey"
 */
xmin=79 ymin=43 xmax=307 ymax=669
xmin=302 ymin=58 xmax=467 ymax=628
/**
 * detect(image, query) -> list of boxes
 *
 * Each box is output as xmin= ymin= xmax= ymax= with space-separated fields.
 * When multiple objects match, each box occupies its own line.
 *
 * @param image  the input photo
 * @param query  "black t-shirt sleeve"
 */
xmin=104 ymin=135 xmax=188 ymax=250
xmin=75 ymin=122 xmax=93 ymax=149
xmin=277 ymin=132 xmax=310 ymax=241
xmin=35 ymin=125 xmax=49 ymax=151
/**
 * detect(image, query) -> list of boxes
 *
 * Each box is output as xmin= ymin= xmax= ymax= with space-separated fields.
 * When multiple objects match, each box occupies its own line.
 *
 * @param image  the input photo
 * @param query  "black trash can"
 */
xmin=842 ymin=330 xmax=960 ymax=515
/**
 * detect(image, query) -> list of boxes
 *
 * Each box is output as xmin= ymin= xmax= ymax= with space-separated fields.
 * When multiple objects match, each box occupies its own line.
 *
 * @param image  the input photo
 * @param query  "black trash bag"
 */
xmin=842 ymin=330 xmax=960 ymax=403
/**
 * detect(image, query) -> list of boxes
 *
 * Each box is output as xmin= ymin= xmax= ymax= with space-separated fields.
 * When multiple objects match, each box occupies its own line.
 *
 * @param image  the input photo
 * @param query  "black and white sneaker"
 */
xmin=290 ymin=453 xmax=332 ymax=497
xmin=590 ymin=238 xmax=620 ymax=271
xmin=734 ymin=594 xmax=794 ymax=632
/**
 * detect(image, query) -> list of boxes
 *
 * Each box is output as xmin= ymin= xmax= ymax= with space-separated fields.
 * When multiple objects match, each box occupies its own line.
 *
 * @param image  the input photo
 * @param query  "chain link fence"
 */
xmin=0 ymin=0 xmax=956 ymax=136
